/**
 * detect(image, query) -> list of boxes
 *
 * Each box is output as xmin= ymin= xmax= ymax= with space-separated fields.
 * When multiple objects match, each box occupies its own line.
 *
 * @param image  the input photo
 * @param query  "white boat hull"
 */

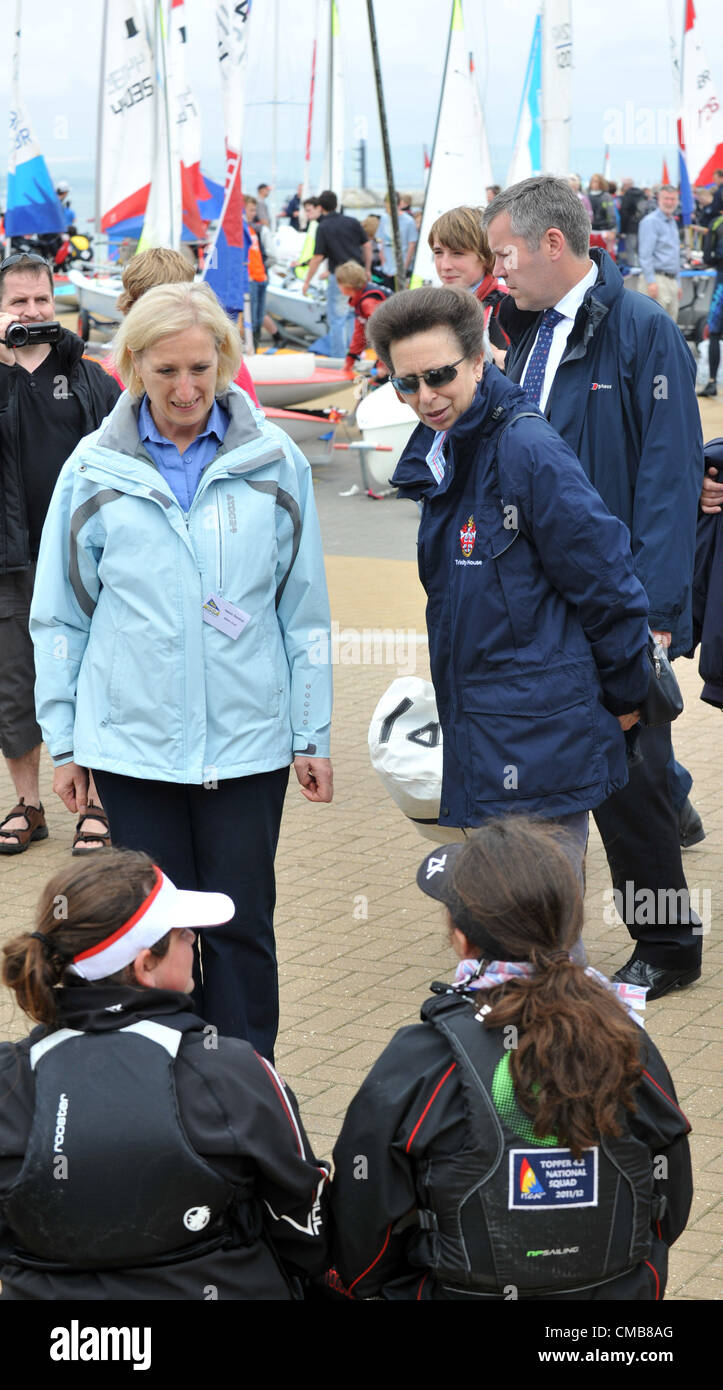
xmin=68 ymin=270 xmax=123 ymax=321
xmin=355 ymin=382 xmax=418 ymax=490
xmin=266 ymin=274 xmax=327 ymax=335
xmin=255 ymin=378 xmax=350 ymax=407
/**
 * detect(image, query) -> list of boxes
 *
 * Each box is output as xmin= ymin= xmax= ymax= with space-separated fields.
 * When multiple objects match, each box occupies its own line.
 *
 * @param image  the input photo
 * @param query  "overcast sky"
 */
xmin=2 ymin=0 xmax=722 ymax=204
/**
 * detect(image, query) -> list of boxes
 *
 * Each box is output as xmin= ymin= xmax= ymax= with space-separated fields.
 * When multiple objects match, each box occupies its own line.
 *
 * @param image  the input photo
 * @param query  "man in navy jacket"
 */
xmin=484 ymin=177 xmax=704 ymax=999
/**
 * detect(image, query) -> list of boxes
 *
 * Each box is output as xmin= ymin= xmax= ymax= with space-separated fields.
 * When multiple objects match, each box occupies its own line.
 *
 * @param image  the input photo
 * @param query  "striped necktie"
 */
xmin=523 ymin=308 xmax=564 ymax=408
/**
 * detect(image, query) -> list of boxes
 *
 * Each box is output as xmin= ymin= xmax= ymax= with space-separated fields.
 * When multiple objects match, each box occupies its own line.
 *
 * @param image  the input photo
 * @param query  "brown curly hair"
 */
xmin=450 ymin=818 xmax=644 ymax=1159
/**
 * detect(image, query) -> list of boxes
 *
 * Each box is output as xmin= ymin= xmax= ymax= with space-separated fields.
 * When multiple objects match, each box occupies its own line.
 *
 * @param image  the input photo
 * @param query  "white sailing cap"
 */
xmin=68 ymin=866 xmax=234 ymax=982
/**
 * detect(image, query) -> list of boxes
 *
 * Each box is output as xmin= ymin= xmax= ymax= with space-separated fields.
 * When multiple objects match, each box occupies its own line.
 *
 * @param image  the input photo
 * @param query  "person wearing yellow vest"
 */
xmin=293 ymin=197 xmax=322 ymax=282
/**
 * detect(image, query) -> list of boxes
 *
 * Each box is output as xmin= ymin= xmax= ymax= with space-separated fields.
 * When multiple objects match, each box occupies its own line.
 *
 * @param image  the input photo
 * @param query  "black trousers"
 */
xmin=592 ymin=724 xmax=702 ymax=969
xmin=92 ymin=767 xmax=290 ymax=1058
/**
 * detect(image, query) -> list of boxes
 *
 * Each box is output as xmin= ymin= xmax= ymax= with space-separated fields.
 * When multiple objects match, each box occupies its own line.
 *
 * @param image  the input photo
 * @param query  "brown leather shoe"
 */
xmin=0 ymin=799 xmax=49 ymax=855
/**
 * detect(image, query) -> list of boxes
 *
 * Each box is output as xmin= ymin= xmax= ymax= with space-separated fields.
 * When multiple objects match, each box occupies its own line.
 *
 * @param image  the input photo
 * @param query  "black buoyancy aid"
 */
xmin=416 ymin=992 xmax=657 ymax=1298
xmin=3 ymin=1022 xmax=236 ymax=1271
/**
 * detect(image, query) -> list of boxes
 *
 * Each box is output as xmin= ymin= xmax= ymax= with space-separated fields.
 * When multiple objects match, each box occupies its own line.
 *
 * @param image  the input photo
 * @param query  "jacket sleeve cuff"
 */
xmin=51 ymin=751 xmax=75 ymax=767
xmin=292 ymin=737 xmax=330 ymax=757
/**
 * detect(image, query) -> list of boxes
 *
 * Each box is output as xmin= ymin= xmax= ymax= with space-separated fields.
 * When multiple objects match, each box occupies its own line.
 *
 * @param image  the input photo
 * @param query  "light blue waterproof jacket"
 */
xmin=30 ymin=387 xmax=332 ymax=783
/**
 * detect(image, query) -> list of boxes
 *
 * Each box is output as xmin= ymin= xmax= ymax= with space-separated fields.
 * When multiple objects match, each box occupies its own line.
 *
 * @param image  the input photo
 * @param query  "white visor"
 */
xmin=68 ymin=867 xmax=235 ymax=982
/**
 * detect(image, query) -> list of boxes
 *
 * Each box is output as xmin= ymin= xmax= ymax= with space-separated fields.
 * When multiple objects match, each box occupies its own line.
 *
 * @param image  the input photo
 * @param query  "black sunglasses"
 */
xmin=390 ymin=356 xmax=467 ymax=395
xmin=0 ymin=251 xmax=51 ymax=273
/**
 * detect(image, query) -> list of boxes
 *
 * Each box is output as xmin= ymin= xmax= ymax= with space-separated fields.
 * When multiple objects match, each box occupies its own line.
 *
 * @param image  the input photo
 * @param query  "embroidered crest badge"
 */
xmin=460 ymin=515 xmax=476 ymax=557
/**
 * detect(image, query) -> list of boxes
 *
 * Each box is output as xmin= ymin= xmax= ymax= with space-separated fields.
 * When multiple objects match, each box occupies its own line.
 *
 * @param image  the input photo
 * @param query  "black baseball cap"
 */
xmin=417 ymin=842 xmax=526 ymax=961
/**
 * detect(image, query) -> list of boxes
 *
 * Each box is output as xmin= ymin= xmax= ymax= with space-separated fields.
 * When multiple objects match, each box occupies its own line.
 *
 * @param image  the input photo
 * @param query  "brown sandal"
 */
xmin=0 ymin=799 xmax=49 ymax=855
xmin=72 ymin=801 xmax=111 ymax=855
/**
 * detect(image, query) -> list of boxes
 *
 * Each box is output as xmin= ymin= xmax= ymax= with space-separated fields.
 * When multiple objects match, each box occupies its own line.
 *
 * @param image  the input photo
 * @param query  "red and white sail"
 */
xmin=680 ymin=0 xmax=723 ymax=186
xmin=171 ymin=0 xmax=209 ymax=238
xmin=97 ymin=0 xmax=156 ymax=241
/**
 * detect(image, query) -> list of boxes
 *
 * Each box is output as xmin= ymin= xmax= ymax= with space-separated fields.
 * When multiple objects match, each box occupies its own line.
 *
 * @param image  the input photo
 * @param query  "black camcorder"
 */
xmin=2 ymin=321 xmax=62 ymax=348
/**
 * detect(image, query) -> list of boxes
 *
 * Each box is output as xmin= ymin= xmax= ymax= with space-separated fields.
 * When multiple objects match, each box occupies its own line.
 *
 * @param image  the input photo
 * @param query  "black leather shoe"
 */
xmin=679 ymin=796 xmax=705 ymax=848
xmin=698 ymin=380 xmax=717 ymax=397
xmin=612 ymin=956 xmax=701 ymax=1001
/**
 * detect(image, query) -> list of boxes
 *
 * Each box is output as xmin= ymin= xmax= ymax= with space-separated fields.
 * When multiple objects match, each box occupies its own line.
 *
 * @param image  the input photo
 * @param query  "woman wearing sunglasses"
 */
xmin=368 ymin=287 xmax=649 ymax=865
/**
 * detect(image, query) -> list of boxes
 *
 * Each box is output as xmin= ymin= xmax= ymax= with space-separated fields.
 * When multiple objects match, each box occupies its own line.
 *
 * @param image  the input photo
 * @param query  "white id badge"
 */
xmin=202 ymin=593 xmax=251 ymax=640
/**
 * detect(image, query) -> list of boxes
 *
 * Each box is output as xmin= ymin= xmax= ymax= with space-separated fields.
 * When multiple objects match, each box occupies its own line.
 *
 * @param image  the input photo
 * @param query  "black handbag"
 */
xmin=638 ymin=632 xmax=684 ymax=727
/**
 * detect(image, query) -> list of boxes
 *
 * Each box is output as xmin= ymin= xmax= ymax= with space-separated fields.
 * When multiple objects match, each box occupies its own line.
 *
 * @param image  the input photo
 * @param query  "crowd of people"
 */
xmin=0 ymin=166 xmax=719 ymax=1301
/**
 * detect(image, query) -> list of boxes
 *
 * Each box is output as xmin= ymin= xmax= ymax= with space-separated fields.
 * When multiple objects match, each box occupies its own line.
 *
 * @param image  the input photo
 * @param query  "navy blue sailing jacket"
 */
xmin=505 ymin=248 xmax=703 ymax=658
xmin=391 ymin=367 xmax=649 ymax=828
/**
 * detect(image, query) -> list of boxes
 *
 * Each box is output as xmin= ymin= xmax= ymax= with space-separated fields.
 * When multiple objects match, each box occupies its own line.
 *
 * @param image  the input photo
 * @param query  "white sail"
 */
xmin=666 ymin=0 xmax=682 ymax=99
xmin=321 ymin=0 xmax=344 ymax=196
xmin=469 ymin=50 xmax=494 ymax=195
xmin=171 ymin=0 xmax=208 ymax=238
xmin=505 ymin=10 xmax=542 ymax=186
xmin=138 ymin=0 xmax=182 ymax=249
xmin=541 ymin=0 xmax=572 ymax=175
xmin=680 ymin=0 xmax=723 ymax=187
xmin=97 ymin=0 xmax=156 ymax=242
xmin=411 ymin=0 xmax=494 ymax=287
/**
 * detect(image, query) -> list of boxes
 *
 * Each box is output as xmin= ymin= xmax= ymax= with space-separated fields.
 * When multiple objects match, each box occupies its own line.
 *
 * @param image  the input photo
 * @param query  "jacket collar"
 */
xmin=508 ymin=248 xmax=618 ymax=379
xmin=27 ymin=981 xmax=204 ymax=1042
xmin=92 ymin=383 xmax=264 ymax=473
xmin=391 ymin=365 xmax=538 ymax=496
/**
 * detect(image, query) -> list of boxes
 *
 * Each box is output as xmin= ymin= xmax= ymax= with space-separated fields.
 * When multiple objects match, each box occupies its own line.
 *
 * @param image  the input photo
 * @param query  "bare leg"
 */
xmin=0 ymin=745 xmax=43 ymax=845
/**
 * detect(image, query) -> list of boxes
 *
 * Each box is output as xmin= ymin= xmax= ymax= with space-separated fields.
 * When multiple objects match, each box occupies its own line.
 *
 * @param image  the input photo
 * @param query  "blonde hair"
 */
xmin=427 ymin=206 xmax=492 ymax=271
xmin=335 ymin=260 xmax=367 ymax=290
xmin=116 ymin=247 xmax=194 ymax=315
xmin=113 ymin=282 xmax=242 ymax=395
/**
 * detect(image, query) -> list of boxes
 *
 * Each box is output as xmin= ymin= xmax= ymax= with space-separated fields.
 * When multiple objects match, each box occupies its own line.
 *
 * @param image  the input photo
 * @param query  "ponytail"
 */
xmin=451 ymin=818 xmax=644 ymax=1159
xmin=1 ymin=849 xmax=162 ymax=1028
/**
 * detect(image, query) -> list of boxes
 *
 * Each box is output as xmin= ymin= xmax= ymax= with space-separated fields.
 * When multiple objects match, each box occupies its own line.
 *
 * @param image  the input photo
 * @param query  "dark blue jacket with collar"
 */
xmin=504 ymin=248 xmax=703 ymax=658
xmin=391 ymin=366 xmax=649 ymax=829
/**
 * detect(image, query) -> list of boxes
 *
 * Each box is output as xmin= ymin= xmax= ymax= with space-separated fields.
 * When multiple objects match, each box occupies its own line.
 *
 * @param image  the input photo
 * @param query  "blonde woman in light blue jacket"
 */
xmin=30 ymin=282 xmax=333 ymax=1060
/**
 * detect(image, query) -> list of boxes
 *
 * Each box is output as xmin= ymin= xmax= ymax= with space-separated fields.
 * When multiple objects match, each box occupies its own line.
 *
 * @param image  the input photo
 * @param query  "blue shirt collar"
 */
xmin=138 ymin=394 xmax=228 ymax=448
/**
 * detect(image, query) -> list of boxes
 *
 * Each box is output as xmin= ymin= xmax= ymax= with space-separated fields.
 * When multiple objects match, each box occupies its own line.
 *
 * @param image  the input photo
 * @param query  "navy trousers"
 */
xmin=591 ymin=724 xmax=701 ymax=969
xmin=92 ymin=767 xmax=290 ymax=1059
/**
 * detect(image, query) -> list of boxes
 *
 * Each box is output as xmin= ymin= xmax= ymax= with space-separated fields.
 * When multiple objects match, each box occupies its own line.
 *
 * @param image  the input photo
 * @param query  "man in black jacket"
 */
xmin=301 ymin=190 xmax=372 ymax=356
xmin=483 ymin=178 xmax=704 ymax=999
xmin=0 ymin=252 xmax=120 ymax=854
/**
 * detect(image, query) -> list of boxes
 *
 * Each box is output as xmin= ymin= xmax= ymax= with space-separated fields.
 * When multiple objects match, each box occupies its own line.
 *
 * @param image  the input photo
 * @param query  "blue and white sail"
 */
xmin=505 ymin=12 xmax=542 ymax=186
xmin=6 ymin=0 xmax=65 ymax=236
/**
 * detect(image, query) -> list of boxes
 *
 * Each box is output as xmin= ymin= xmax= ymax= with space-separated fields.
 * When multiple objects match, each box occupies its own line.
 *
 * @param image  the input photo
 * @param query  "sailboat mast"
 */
xmin=271 ymin=0 xmax=279 ymax=229
xmin=366 ymin=0 xmax=403 ymax=286
xmin=303 ymin=17 xmax=318 ymax=201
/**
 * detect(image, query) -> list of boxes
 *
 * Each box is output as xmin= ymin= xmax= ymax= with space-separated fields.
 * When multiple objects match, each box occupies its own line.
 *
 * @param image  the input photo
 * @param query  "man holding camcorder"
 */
xmin=0 ymin=252 xmax=120 ymax=857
